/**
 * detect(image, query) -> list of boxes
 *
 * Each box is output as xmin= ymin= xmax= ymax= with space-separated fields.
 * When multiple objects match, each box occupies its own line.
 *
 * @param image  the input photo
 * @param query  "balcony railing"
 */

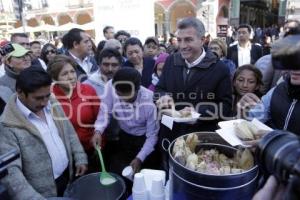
xmin=66 ymin=0 xmax=93 ymax=8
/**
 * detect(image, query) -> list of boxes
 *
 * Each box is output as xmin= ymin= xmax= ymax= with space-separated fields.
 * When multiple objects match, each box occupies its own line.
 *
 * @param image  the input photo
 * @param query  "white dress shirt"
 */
xmin=0 ymin=63 xmax=5 ymax=77
xmin=69 ymin=51 xmax=93 ymax=75
xmin=185 ymin=48 xmax=206 ymax=69
xmin=38 ymin=58 xmax=47 ymax=71
xmin=16 ymin=98 xmax=69 ymax=179
xmin=237 ymin=42 xmax=252 ymax=67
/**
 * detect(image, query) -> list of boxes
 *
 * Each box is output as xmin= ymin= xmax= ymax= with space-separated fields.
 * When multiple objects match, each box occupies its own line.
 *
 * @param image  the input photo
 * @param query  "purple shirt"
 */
xmin=94 ymin=80 xmax=159 ymax=162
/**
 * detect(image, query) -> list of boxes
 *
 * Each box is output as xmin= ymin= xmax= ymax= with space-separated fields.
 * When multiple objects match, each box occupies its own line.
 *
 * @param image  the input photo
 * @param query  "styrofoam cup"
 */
xmin=150 ymin=194 xmax=165 ymax=200
xmin=122 ymin=166 xmax=134 ymax=181
xmin=132 ymin=173 xmax=147 ymax=193
xmin=150 ymin=177 xmax=165 ymax=197
xmin=132 ymin=173 xmax=148 ymax=200
xmin=132 ymin=193 xmax=148 ymax=200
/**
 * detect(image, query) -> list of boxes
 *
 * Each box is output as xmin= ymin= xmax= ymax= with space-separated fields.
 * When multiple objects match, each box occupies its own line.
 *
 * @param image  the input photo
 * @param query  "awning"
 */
xmin=80 ymin=21 xmax=95 ymax=30
xmin=56 ymin=22 xmax=83 ymax=31
xmin=8 ymin=26 xmax=35 ymax=33
xmin=32 ymin=24 xmax=57 ymax=32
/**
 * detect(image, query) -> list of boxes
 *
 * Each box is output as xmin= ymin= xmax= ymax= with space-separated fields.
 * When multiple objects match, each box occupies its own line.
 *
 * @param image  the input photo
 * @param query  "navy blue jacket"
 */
xmin=123 ymin=57 xmax=155 ymax=88
xmin=156 ymin=51 xmax=232 ymax=134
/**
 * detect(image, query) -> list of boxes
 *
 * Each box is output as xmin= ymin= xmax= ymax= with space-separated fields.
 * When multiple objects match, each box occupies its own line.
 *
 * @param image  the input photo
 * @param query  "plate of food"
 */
xmin=216 ymin=118 xmax=273 ymax=147
xmin=161 ymin=108 xmax=201 ymax=123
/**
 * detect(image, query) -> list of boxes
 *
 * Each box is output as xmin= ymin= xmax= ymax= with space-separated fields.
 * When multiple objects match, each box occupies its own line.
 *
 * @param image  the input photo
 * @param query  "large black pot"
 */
xmin=168 ymin=132 xmax=259 ymax=200
xmin=64 ymin=172 xmax=126 ymax=200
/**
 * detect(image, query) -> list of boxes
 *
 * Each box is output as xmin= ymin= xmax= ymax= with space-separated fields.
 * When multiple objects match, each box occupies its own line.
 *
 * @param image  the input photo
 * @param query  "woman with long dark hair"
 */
xmin=233 ymin=64 xmax=263 ymax=115
xmin=41 ymin=43 xmax=58 ymax=64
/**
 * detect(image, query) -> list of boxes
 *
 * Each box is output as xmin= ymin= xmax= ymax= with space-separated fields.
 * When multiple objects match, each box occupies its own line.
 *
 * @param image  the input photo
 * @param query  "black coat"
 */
xmin=227 ymin=43 xmax=263 ymax=67
xmin=65 ymin=51 xmax=98 ymax=82
xmin=123 ymin=57 xmax=155 ymax=88
xmin=270 ymin=81 xmax=300 ymax=135
xmin=31 ymin=58 xmax=43 ymax=69
xmin=155 ymin=51 xmax=233 ymax=134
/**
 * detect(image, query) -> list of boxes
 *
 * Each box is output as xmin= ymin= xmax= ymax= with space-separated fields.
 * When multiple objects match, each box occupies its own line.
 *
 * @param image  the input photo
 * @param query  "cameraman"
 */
xmin=238 ymin=34 xmax=300 ymax=136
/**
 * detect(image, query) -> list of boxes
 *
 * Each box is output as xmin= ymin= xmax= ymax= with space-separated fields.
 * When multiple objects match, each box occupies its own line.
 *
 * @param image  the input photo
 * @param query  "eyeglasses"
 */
xmin=45 ymin=49 xmax=57 ymax=55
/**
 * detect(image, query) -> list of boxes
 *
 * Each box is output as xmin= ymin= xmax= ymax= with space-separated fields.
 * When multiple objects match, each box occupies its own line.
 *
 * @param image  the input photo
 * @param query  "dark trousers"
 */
xmin=108 ymin=130 xmax=161 ymax=197
xmin=86 ymin=150 xmax=101 ymax=173
xmin=55 ymin=167 xmax=69 ymax=197
xmin=109 ymin=130 xmax=146 ymax=175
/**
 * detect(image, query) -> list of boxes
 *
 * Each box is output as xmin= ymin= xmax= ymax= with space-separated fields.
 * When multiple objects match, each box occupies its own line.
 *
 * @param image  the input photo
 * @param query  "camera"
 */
xmin=271 ymin=34 xmax=300 ymax=70
xmin=0 ymin=149 xmax=20 ymax=200
xmin=256 ymin=130 xmax=300 ymax=200
xmin=0 ymin=40 xmax=14 ymax=56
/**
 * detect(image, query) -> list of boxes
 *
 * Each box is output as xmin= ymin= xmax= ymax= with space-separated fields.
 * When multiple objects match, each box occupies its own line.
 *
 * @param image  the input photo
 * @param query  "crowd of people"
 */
xmin=0 ymin=17 xmax=299 ymax=200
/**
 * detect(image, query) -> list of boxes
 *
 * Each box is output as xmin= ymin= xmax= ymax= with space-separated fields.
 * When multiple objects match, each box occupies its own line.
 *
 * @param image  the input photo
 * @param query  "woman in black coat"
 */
xmin=123 ymin=37 xmax=155 ymax=88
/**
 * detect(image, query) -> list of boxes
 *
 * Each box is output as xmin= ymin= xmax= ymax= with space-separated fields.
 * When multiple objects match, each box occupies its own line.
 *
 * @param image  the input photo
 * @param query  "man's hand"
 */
xmin=91 ymin=131 xmax=102 ymax=148
xmin=130 ymin=157 xmax=142 ymax=174
xmin=75 ymin=164 xmax=88 ymax=177
xmin=252 ymin=175 xmax=286 ymax=200
xmin=156 ymin=95 xmax=174 ymax=110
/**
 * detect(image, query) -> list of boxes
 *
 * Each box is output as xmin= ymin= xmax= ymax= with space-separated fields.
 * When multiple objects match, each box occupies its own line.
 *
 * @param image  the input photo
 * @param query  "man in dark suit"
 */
xmin=62 ymin=28 xmax=98 ymax=82
xmin=155 ymin=17 xmax=232 ymax=138
xmin=155 ymin=17 xmax=232 ymax=172
xmin=227 ymin=24 xmax=263 ymax=67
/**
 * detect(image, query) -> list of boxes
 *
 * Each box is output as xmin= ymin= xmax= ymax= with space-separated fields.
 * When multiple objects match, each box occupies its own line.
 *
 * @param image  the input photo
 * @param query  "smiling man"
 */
xmin=155 ymin=17 xmax=232 ymax=141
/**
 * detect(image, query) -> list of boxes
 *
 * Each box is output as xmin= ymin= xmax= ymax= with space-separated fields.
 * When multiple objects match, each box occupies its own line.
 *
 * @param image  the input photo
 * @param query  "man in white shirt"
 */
xmin=227 ymin=24 xmax=263 ymax=67
xmin=62 ymin=28 xmax=98 ymax=81
xmin=0 ymin=67 xmax=88 ymax=200
xmin=103 ymin=26 xmax=115 ymax=40
xmin=30 ymin=41 xmax=47 ymax=70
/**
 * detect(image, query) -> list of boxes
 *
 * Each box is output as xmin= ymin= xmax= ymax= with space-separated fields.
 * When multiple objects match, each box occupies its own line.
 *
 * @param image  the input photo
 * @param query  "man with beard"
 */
xmin=84 ymin=48 xmax=122 ymax=97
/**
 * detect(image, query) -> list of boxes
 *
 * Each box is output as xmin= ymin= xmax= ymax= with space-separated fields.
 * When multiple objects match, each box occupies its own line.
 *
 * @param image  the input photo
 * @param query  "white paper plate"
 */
xmin=172 ymin=111 xmax=201 ymax=123
xmin=216 ymin=118 xmax=273 ymax=147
